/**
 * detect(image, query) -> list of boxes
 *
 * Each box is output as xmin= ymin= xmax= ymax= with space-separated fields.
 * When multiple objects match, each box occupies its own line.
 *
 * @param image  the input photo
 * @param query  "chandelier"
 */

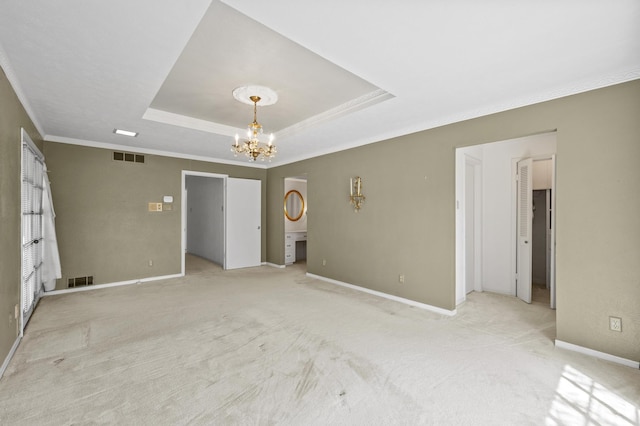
xmin=231 ymin=94 xmax=277 ymax=162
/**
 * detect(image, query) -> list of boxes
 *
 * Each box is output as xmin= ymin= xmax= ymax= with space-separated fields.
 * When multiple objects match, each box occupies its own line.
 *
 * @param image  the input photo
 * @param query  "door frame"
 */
xmin=455 ymin=150 xmax=483 ymax=305
xmin=464 ymin=155 xmax=483 ymax=296
xmin=284 ymin=176 xmax=309 ymax=267
xmin=181 ymin=171 xmax=228 ymax=275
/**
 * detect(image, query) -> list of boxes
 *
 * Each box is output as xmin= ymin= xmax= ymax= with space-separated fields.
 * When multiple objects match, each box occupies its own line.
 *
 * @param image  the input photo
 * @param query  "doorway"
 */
xmin=532 ymin=189 xmax=551 ymax=305
xmin=284 ymin=176 xmax=307 ymax=268
xmin=455 ymin=132 xmax=557 ymax=308
xmin=184 ymin=173 xmax=225 ymax=272
xmin=181 ymin=172 xmax=262 ymax=274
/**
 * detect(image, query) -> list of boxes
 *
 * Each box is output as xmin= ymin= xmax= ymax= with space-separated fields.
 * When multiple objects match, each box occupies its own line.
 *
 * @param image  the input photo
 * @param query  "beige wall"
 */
xmin=0 ymin=66 xmax=43 ymax=363
xmin=43 ymin=143 xmax=267 ymax=289
xmin=267 ymin=80 xmax=640 ymax=361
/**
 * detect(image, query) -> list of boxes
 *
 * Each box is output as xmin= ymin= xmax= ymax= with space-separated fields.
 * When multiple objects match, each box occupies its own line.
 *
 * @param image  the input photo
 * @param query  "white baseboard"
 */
xmin=264 ymin=262 xmax=285 ymax=269
xmin=0 ymin=336 xmax=21 ymax=379
xmin=306 ymin=273 xmax=457 ymax=317
xmin=555 ymin=339 xmax=639 ymax=369
xmin=43 ymin=273 xmax=183 ymax=296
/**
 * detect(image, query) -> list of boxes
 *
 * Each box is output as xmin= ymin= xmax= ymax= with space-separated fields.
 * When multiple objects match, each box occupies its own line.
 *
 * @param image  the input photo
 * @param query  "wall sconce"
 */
xmin=349 ymin=176 xmax=365 ymax=212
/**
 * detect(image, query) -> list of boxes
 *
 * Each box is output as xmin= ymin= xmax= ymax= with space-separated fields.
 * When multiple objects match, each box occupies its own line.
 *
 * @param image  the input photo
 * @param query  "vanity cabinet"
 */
xmin=285 ymin=231 xmax=307 ymax=264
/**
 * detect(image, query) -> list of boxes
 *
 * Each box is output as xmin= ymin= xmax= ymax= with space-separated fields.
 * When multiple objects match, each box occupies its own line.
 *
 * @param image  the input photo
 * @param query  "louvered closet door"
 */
xmin=21 ymin=136 xmax=44 ymax=330
xmin=516 ymin=157 xmax=533 ymax=304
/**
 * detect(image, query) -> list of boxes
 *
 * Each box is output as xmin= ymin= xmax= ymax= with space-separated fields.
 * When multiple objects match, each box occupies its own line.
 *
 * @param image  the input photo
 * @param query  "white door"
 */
xmin=516 ymin=158 xmax=533 ymax=303
xmin=225 ymin=178 xmax=261 ymax=269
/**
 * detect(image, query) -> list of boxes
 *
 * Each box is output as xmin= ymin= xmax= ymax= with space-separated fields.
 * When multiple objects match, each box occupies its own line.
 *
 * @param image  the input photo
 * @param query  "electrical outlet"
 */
xmin=399 ymin=274 xmax=405 ymax=284
xmin=609 ymin=316 xmax=622 ymax=332
xmin=322 ymin=259 xmax=326 ymax=266
xmin=148 ymin=260 xmax=153 ymax=267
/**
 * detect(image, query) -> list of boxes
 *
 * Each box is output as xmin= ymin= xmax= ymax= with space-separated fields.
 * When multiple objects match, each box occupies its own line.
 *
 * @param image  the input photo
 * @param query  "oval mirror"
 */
xmin=284 ymin=190 xmax=304 ymax=221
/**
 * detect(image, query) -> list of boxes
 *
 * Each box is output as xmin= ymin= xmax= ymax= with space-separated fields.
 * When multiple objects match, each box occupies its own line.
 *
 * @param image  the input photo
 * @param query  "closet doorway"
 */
xmin=455 ymin=132 xmax=557 ymax=309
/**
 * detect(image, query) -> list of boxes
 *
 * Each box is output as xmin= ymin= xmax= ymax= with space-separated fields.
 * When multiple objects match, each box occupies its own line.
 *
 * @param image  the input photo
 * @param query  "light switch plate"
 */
xmin=148 ymin=202 xmax=163 ymax=212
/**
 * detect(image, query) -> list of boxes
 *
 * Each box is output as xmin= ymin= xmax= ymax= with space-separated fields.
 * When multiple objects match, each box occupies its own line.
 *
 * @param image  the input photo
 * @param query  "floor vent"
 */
xmin=113 ymin=151 xmax=144 ymax=163
xmin=68 ymin=276 xmax=94 ymax=288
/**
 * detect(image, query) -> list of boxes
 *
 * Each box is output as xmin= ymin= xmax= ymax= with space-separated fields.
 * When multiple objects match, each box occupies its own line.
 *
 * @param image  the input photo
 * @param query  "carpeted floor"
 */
xmin=1 ymin=255 xmax=638 ymax=425
xmin=532 ymin=281 xmax=551 ymax=306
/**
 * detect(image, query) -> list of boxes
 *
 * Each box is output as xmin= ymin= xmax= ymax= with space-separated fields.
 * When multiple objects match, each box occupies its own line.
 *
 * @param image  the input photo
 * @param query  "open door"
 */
xmin=225 ymin=178 xmax=261 ymax=269
xmin=516 ymin=158 xmax=533 ymax=303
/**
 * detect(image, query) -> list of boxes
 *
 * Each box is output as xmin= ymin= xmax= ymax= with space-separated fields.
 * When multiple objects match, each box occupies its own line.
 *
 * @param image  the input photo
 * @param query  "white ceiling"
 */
xmin=1 ymin=0 xmax=639 ymax=168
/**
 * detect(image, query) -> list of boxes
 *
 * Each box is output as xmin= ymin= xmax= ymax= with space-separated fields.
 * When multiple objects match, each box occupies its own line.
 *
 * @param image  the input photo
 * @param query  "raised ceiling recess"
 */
xmin=143 ymin=1 xmax=393 ymax=139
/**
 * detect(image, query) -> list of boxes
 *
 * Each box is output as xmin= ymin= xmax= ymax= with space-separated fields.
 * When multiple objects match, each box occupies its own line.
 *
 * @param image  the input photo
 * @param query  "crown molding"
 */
xmin=25 ymin=69 xmax=640 ymax=171
xmin=46 ymin=70 xmax=640 ymax=170
xmin=44 ymin=135 xmax=268 ymax=169
xmin=268 ymin=70 xmax=640 ymax=168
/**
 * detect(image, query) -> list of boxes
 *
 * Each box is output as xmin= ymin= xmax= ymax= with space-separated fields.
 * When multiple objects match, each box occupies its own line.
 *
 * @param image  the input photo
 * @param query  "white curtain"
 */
xmin=41 ymin=165 xmax=61 ymax=291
